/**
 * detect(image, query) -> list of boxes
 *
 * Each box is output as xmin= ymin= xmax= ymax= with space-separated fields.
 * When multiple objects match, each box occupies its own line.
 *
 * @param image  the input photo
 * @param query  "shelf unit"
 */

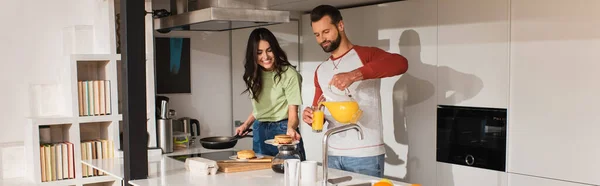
xmin=25 ymin=54 xmax=122 ymax=186
xmin=24 ymin=0 xmax=157 ymax=185
xmin=24 ymin=0 xmax=123 ymax=184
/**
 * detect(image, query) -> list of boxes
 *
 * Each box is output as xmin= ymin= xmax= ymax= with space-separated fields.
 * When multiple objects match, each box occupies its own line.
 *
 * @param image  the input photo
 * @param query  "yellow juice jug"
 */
xmin=320 ymin=101 xmax=362 ymax=124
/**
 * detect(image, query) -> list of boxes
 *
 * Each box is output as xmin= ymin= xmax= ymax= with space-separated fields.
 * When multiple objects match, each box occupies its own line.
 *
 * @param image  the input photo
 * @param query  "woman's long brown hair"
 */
xmin=242 ymin=28 xmax=295 ymax=101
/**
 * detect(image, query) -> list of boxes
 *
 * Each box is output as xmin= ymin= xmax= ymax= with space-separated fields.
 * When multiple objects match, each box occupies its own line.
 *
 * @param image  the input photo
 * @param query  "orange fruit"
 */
xmin=373 ymin=179 xmax=394 ymax=186
xmin=373 ymin=182 xmax=393 ymax=186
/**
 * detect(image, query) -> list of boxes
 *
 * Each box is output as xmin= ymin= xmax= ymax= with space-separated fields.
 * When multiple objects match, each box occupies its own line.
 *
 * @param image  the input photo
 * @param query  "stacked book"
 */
xmin=39 ymin=142 xmax=75 ymax=182
xmin=81 ymin=139 xmax=114 ymax=177
xmin=78 ymin=80 xmax=111 ymax=116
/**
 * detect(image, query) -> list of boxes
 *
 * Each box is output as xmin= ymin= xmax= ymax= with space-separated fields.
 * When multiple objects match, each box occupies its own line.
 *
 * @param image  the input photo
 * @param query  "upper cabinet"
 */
xmin=437 ymin=0 xmax=510 ymax=108
xmin=508 ymin=0 xmax=600 ymax=185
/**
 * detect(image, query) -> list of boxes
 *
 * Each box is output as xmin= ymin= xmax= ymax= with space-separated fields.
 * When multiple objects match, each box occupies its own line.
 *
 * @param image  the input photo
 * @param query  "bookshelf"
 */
xmin=24 ymin=55 xmax=122 ymax=185
xmin=24 ymin=0 xmax=157 ymax=185
xmin=23 ymin=0 xmax=124 ymax=185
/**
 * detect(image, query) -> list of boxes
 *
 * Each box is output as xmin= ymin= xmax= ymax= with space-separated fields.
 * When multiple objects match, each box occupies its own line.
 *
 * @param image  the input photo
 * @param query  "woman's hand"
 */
xmin=287 ymin=128 xmax=301 ymax=141
xmin=235 ymin=124 xmax=251 ymax=136
xmin=236 ymin=113 xmax=255 ymax=136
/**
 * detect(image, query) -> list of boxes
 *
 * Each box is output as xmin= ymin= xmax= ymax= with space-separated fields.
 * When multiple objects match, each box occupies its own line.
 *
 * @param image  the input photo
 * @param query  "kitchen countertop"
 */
xmin=82 ymin=146 xmax=415 ymax=186
xmin=81 ymin=146 xmax=230 ymax=180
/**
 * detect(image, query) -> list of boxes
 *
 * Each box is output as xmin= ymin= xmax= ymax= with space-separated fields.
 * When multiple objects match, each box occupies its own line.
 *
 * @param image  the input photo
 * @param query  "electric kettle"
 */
xmin=177 ymin=117 xmax=201 ymax=147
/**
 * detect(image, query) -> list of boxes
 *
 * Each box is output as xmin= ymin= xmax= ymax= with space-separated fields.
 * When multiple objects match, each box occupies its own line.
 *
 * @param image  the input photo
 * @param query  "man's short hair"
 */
xmin=310 ymin=5 xmax=343 ymax=25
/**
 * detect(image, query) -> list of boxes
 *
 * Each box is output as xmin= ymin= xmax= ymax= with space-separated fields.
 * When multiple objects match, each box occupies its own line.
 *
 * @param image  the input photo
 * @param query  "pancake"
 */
xmin=274 ymin=134 xmax=293 ymax=144
xmin=237 ymin=150 xmax=256 ymax=159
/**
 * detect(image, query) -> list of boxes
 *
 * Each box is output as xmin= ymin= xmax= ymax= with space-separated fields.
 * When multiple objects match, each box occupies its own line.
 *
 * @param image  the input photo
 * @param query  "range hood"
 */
xmin=154 ymin=0 xmax=290 ymax=32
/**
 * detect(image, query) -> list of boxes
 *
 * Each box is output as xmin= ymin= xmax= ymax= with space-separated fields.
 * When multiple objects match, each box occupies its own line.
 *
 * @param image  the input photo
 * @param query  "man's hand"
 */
xmin=302 ymin=107 xmax=314 ymax=125
xmin=329 ymin=69 xmax=363 ymax=91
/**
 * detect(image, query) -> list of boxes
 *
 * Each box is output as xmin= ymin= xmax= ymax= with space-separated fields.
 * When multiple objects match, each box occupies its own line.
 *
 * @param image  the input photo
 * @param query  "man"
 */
xmin=302 ymin=5 xmax=408 ymax=178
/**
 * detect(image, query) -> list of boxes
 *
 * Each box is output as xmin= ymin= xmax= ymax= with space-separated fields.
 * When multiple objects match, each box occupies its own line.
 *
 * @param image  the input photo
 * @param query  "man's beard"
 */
xmin=320 ymin=33 xmax=342 ymax=53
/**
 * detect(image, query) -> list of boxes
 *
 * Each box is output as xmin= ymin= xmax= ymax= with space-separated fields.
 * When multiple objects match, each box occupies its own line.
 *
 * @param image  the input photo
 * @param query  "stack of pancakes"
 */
xmin=274 ymin=134 xmax=293 ymax=144
xmin=236 ymin=150 xmax=256 ymax=159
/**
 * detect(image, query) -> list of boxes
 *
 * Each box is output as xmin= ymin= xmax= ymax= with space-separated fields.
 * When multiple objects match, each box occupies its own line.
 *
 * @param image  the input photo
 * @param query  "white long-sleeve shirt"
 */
xmin=312 ymin=45 xmax=408 ymax=157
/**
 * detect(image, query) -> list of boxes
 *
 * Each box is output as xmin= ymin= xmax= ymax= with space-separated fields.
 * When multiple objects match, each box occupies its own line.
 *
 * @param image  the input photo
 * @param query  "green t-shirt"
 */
xmin=252 ymin=66 xmax=303 ymax=122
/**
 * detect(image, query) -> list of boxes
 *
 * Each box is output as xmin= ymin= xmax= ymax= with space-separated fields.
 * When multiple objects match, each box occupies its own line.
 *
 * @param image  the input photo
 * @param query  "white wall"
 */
xmin=154 ymin=31 xmax=233 ymax=138
xmin=0 ymin=0 xmax=112 ymax=179
xmin=300 ymin=1 xmax=438 ymax=186
xmin=0 ymin=0 xmax=104 ymax=143
xmin=507 ymin=0 xmax=600 ymax=185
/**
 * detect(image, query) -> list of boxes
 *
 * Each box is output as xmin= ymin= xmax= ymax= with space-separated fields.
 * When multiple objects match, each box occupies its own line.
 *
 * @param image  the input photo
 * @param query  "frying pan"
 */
xmin=199 ymin=129 xmax=253 ymax=149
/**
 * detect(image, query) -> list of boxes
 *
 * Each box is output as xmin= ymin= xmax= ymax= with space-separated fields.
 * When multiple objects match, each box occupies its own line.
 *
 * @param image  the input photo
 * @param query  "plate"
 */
xmin=264 ymin=139 xmax=300 ymax=146
xmin=228 ymin=154 xmax=265 ymax=161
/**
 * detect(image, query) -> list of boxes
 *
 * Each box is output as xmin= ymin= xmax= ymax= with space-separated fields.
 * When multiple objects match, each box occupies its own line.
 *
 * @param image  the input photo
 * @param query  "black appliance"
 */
xmin=169 ymin=150 xmax=237 ymax=162
xmin=437 ymin=105 xmax=507 ymax=172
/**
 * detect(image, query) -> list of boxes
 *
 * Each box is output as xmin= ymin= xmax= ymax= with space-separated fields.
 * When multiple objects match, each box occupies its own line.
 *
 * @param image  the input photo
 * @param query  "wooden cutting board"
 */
xmin=217 ymin=156 xmax=273 ymax=173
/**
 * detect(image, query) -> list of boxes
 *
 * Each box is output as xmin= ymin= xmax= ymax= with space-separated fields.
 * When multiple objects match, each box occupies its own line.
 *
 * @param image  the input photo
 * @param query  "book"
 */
xmin=44 ymin=144 xmax=52 ymax=181
xmin=84 ymin=81 xmax=89 ymax=116
xmin=50 ymin=145 xmax=56 ymax=181
xmin=40 ymin=145 xmax=46 ymax=182
xmin=94 ymin=81 xmax=100 ymax=115
xmin=99 ymin=80 xmax=106 ymax=115
xmin=81 ymin=142 xmax=87 ymax=177
xmin=105 ymin=80 xmax=111 ymax=114
xmin=87 ymin=141 xmax=94 ymax=176
xmin=101 ymin=140 xmax=108 ymax=161
xmin=56 ymin=143 xmax=62 ymax=180
xmin=66 ymin=142 xmax=74 ymax=179
xmin=78 ymin=81 xmax=84 ymax=116
xmin=95 ymin=140 xmax=103 ymax=175
xmin=87 ymin=81 xmax=94 ymax=116
xmin=62 ymin=143 xmax=68 ymax=179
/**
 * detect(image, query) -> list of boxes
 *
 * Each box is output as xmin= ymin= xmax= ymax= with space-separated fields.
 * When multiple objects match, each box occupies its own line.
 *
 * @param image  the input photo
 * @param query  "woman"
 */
xmin=234 ymin=28 xmax=306 ymax=160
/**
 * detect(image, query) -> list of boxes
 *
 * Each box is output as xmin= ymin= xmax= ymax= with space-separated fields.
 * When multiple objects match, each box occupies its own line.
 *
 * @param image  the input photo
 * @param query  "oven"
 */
xmin=436 ymin=105 xmax=507 ymax=171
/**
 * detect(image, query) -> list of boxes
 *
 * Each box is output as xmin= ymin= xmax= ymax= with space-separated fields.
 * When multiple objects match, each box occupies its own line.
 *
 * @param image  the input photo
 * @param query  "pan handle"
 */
xmin=233 ymin=129 xmax=253 ymax=139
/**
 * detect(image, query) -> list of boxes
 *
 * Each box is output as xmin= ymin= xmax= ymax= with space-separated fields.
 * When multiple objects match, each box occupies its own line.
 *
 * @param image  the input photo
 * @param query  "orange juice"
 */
xmin=312 ymin=110 xmax=324 ymax=133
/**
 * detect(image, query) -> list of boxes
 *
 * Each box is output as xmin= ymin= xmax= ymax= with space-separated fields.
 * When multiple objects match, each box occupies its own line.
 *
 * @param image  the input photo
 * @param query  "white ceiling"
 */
xmin=268 ymin=0 xmax=401 ymax=12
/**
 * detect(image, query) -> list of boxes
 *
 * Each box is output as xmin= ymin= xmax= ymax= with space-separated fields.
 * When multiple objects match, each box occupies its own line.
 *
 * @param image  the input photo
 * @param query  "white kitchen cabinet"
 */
xmin=437 ymin=0 xmax=509 ymax=108
xmin=437 ymin=162 xmax=507 ymax=186
xmin=509 ymin=173 xmax=590 ymax=186
xmin=230 ymin=21 xmax=300 ymax=150
xmin=508 ymin=0 xmax=600 ymax=185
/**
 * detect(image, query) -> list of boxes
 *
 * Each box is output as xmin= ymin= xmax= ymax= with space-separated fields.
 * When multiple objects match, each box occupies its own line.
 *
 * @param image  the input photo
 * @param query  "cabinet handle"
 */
xmin=465 ymin=155 xmax=475 ymax=165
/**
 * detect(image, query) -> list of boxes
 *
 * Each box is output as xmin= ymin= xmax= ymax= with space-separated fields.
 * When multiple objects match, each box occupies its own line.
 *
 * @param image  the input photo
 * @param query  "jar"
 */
xmin=271 ymin=145 xmax=301 ymax=173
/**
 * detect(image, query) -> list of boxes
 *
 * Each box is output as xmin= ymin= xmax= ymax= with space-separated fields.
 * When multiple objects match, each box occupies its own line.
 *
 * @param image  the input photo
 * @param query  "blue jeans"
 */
xmin=327 ymin=154 xmax=385 ymax=177
xmin=252 ymin=119 xmax=306 ymax=161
